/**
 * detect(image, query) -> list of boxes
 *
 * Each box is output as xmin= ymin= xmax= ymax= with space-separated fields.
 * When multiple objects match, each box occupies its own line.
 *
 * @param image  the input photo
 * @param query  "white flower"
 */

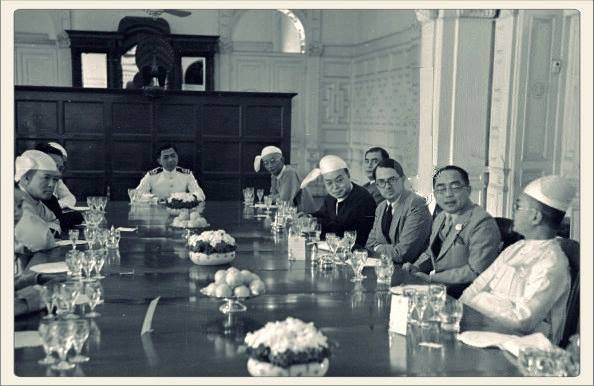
xmin=188 ymin=229 xmax=236 ymax=248
xmin=455 ymin=224 xmax=464 ymax=231
xmin=168 ymin=193 xmax=198 ymax=203
xmin=244 ymin=317 xmax=328 ymax=354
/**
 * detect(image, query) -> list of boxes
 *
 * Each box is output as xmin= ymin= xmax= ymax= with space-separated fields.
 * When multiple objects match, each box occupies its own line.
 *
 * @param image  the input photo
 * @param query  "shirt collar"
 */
xmin=162 ymin=168 xmax=176 ymax=176
xmin=273 ymin=165 xmax=286 ymax=179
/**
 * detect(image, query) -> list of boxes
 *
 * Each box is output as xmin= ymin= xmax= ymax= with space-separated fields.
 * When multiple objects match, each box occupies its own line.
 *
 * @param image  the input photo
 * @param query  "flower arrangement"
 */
xmin=166 ymin=192 xmax=201 ymax=209
xmin=188 ymin=230 xmax=236 ymax=254
xmin=244 ymin=317 xmax=330 ymax=369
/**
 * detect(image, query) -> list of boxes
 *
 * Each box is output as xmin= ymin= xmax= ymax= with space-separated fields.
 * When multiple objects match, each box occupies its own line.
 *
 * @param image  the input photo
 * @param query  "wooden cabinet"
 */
xmin=15 ymin=86 xmax=295 ymax=200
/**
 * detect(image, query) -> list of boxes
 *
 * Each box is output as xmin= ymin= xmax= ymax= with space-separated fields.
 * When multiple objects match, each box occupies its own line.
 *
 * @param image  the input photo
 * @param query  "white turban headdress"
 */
xmin=48 ymin=142 xmax=68 ymax=159
xmin=523 ymin=175 xmax=576 ymax=212
xmin=254 ymin=146 xmax=283 ymax=172
xmin=15 ymin=150 xmax=60 ymax=182
xmin=300 ymin=155 xmax=348 ymax=189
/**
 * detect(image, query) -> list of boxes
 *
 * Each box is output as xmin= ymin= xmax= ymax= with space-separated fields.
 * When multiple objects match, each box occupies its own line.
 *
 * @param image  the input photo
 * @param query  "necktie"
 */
xmin=440 ymin=215 xmax=453 ymax=241
xmin=381 ymin=203 xmax=393 ymax=243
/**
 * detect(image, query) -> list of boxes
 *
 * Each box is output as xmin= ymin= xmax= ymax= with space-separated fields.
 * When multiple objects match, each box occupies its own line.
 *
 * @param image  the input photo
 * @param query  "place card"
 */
xmin=55 ymin=239 xmax=88 ymax=247
xmin=14 ymin=331 xmax=42 ymax=349
xmin=288 ymin=234 xmax=306 ymax=260
xmin=117 ymin=227 xmax=138 ymax=232
xmin=389 ymin=294 xmax=409 ymax=335
xmin=141 ymin=296 xmax=161 ymax=335
xmin=71 ymin=206 xmax=90 ymax=211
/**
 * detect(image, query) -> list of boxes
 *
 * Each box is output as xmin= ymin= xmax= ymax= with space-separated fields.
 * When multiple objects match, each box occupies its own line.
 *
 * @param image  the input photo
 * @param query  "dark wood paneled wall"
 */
xmin=15 ymin=86 xmax=295 ymax=201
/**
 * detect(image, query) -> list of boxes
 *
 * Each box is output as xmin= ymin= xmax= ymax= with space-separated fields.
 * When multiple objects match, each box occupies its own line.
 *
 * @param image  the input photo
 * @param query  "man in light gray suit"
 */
xmin=403 ymin=165 xmax=501 ymax=298
xmin=366 ymin=159 xmax=432 ymax=264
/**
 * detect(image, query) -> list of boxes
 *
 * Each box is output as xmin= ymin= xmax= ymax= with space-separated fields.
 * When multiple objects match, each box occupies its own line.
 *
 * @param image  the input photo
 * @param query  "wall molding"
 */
xmin=14 ymin=32 xmax=55 ymax=45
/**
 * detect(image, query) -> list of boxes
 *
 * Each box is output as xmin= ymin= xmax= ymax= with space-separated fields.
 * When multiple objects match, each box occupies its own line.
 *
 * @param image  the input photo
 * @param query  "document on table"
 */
xmin=15 ymin=331 xmax=42 ymax=349
xmin=141 ymin=296 xmax=161 ymax=335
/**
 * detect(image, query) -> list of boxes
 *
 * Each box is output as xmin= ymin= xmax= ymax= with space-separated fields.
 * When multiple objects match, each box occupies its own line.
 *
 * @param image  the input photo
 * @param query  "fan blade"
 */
xmin=163 ymin=9 xmax=191 ymax=17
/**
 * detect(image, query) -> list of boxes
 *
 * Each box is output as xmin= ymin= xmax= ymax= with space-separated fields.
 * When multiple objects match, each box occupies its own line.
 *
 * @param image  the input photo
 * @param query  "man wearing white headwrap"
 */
xmin=460 ymin=175 xmax=576 ymax=344
xmin=254 ymin=146 xmax=317 ymax=213
xmin=302 ymin=155 xmax=376 ymax=247
xmin=14 ymin=150 xmax=61 ymax=252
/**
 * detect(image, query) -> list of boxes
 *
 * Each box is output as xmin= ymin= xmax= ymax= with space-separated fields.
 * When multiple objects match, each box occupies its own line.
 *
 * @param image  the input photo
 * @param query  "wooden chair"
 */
xmin=557 ymin=237 xmax=580 ymax=348
xmin=494 ymin=217 xmax=524 ymax=252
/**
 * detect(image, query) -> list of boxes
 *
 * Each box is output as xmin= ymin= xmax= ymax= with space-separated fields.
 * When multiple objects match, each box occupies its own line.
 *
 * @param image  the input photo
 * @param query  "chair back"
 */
xmin=557 ymin=237 xmax=580 ymax=348
xmin=494 ymin=217 xmax=524 ymax=252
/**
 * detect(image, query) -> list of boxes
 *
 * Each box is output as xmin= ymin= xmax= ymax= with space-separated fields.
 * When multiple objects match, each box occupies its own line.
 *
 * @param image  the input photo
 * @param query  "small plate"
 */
xmin=30 ymin=262 xmax=69 ymax=274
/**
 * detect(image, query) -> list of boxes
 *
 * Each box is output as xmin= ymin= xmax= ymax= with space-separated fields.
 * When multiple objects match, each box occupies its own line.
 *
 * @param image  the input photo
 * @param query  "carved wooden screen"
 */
xmin=15 ymin=86 xmax=295 ymax=201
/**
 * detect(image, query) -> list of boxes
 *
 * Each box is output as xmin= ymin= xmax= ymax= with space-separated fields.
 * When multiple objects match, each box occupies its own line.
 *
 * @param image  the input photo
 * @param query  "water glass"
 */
xmin=65 ymin=250 xmax=83 ymax=278
xmin=256 ymin=188 xmax=264 ymax=204
xmin=85 ymin=281 xmax=103 ymax=318
xmin=428 ymin=284 xmax=446 ymax=321
xmin=81 ymin=252 xmax=96 ymax=282
xmin=412 ymin=289 xmax=429 ymax=327
xmin=49 ymin=320 xmax=77 ymax=371
xmin=343 ymin=230 xmax=357 ymax=250
xmin=402 ymin=288 xmax=417 ymax=325
xmin=374 ymin=255 xmax=394 ymax=285
xmin=68 ymin=229 xmax=79 ymax=250
xmin=349 ymin=249 xmax=368 ymax=282
xmin=263 ymin=195 xmax=273 ymax=213
xmin=39 ymin=285 xmax=56 ymax=319
xmin=518 ymin=347 xmax=573 ymax=376
xmin=70 ymin=319 xmax=90 ymax=363
xmin=93 ymin=249 xmax=106 ymax=279
xmin=37 ymin=319 xmax=57 ymax=365
xmin=59 ymin=281 xmax=81 ymax=319
xmin=438 ymin=298 xmax=463 ymax=332
xmin=242 ymin=187 xmax=255 ymax=206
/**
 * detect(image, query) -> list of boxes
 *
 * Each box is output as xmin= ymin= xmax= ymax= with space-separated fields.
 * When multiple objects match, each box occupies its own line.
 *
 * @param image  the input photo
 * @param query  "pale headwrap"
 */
xmin=523 ymin=175 xmax=576 ymax=212
xmin=15 ymin=150 xmax=59 ymax=182
xmin=48 ymin=142 xmax=68 ymax=160
xmin=254 ymin=146 xmax=282 ymax=172
xmin=300 ymin=155 xmax=348 ymax=189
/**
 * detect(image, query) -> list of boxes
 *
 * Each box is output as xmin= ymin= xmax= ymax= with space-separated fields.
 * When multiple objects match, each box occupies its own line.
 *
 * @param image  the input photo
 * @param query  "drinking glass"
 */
xmin=518 ymin=347 xmax=572 ymax=376
xmin=428 ymin=284 xmax=447 ymax=322
xmin=80 ymin=252 xmax=95 ymax=282
xmin=349 ymin=249 xmax=368 ymax=282
xmin=39 ymin=285 xmax=56 ymax=319
xmin=70 ymin=319 xmax=90 ymax=363
xmin=37 ymin=319 xmax=57 ymax=365
xmin=402 ymin=288 xmax=417 ymax=325
xmin=59 ymin=281 xmax=81 ymax=319
xmin=312 ymin=221 xmax=322 ymax=242
xmin=256 ymin=188 xmax=264 ymax=204
xmin=85 ymin=281 xmax=103 ymax=318
xmin=343 ymin=230 xmax=357 ymax=250
xmin=242 ymin=187 xmax=254 ymax=206
xmin=325 ymin=233 xmax=339 ymax=264
xmin=413 ymin=290 xmax=429 ymax=327
xmin=68 ymin=229 xmax=80 ymax=250
xmin=93 ymin=249 xmax=106 ymax=279
xmin=263 ymin=195 xmax=273 ymax=213
xmin=438 ymin=298 xmax=463 ymax=332
xmin=374 ymin=255 xmax=394 ymax=285
xmin=97 ymin=196 xmax=108 ymax=212
xmin=65 ymin=250 xmax=83 ymax=278
xmin=50 ymin=320 xmax=77 ymax=371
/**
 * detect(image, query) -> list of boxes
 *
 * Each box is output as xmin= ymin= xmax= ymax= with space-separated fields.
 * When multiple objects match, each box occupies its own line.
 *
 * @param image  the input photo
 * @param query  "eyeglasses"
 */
xmin=513 ymin=202 xmax=531 ymax=212
xmin=376 ymin=176 xmax=400 ymax=188
xmin=434 ymin=184 xmax=467 ymax=195
xmin=262 ymin=158 xmax=281 ymax=166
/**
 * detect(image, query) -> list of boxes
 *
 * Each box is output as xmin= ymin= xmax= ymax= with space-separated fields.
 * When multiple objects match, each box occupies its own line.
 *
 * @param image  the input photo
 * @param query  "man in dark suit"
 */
xmin=366 ymin=159 xmax=432 ymax=264
xmin=301 ymin=155 xmax=376 ymax=248
xmin=362 ymin=147 xmax=389 ymax=204
xmin=403 ymin=165 xmax=501 ymax=297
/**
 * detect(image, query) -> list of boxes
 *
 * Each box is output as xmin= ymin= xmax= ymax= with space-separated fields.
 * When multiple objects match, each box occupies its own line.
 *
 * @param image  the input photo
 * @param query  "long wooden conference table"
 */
xmin=14 ymin=201 xmax=520 ymax=377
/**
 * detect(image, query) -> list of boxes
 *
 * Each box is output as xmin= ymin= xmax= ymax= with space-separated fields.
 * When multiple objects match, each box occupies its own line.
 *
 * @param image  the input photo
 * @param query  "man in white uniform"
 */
xmin=460 ymin=175 xmax=576 ymax=344
xmin=14 ymin=150 xmax=60 ymax=251
xmin=136 ymin=144 xmax=206 ymax=200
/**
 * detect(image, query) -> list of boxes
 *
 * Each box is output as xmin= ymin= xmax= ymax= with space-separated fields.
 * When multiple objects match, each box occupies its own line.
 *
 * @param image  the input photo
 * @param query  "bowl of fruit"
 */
xmin=188 ymin=230 xmax=236 ymax=265
xmin=200 ymin=267 xmax=266 ymax=314
xmin=165 ymin=192 xmax=203 ymax=215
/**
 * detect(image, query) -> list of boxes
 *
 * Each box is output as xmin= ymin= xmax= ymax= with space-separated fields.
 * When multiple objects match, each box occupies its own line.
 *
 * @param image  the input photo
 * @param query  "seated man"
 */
xmin=254 ymin=145 xmax=317 ymax=213
xmin=15 ymin=150 xmax=61 ymax=251
xmin=35 ymin=142 xmax=83 ymax=231
xmin=403 ymin=165 xmax=501 ymax=297
xmin=362 ymin=147 xmax=390 ymax=204
xmin=460 ymin=176 xmax=575 ymax=345
xmin=301 ymin=155 xmax=376 ymax=248
xmin=365 ymin=159 xmax=432 ymax=264
xmin=136 ymin=144 xmax=206 ymax=201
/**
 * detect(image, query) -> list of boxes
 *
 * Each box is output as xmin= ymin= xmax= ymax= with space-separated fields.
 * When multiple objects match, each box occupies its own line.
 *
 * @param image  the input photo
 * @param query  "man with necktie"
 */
xmin=136 ymin=144 xmax=206 ymax=201
xmin=403 ymin=165 xmax=501 ymax=298
xmin=365 ymin=158 xmax=432 ymax=264
xmin=301 ymin=155 xmax=376 ymax=248
xmin=362 ymin=147 xmax=389 ymax=204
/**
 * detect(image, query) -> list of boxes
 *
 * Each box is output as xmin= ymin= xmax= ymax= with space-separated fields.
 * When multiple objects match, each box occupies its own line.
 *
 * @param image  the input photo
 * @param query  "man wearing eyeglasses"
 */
xmin=254 ymin=146 xmax=317 ymax=213
xmin=460 ymin=176 xmax=575 ymax=344
xmin=362 ymin=147 xmax=390 ymax=204
xmin=365 ymin=159 xmax=432 ymax=264
xmin=403 ymin=165 xmax=500 ymax=298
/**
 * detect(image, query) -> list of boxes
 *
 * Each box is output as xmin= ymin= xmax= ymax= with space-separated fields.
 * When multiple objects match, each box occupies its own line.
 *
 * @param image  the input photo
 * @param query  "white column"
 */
xmin=415 ymin=9 xmax=497 ymax=205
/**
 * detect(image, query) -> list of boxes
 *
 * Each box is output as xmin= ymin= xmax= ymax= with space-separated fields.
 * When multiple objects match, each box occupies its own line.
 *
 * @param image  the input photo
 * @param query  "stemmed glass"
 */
xmin=69 ymin=319 xmax=90 ymax=363
xmin=37 ymin=319 xmax=57 ymax=365
xmin=428 ymin=284 xmax=446 ymax=322
xmin=343 ymin=230 xmax=357 ymax=251
xmin=81 ymin=252 xmax=96 ymax=282
xmin=59 ymin=282 xmax=81 ymax=319
xmin=256 ymin=188 xmax=264 ymax=204
xmin=325 ymin=233 xmax=339 ymax=265
xmin=97 ymin=196 xmax=108 ymax=212
xmin=402 ymin=288 xmax=417 ymax=325
xmin=84 ymin=281 xmax=103 ymax=318
xmin=263 ymin=195 xmax=273 ymax=214
xmin=93 ymin=249 xmax=106 ymax=279
xmin=313 ymin=222 xmax=322 ymax=243
xmin=413 ymin=290 xmax=429 ymax=328
xmin=65 ymin=250 xmax=83 ymax=279
xmin=349 ymin=249 xmax=368 ymax=282
xmin=242 ymin=187 xmax=254 ymax=206
xmin=49 ymin=320 xmax=77 ymax=371
xmin=40 ymin=285 xmax=56 ymax=320
xmin=68 ymin=229 xmax=79 ymax=250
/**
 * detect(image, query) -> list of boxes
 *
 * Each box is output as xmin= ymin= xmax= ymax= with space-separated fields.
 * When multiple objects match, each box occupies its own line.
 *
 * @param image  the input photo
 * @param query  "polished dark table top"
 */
xmin=15 ymin=201 xmax=520 ymax=377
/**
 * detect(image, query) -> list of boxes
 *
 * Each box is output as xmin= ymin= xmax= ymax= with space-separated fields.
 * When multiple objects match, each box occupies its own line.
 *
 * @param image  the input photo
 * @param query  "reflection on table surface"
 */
xmin=15 ymin=201 xmax=520 ymax=377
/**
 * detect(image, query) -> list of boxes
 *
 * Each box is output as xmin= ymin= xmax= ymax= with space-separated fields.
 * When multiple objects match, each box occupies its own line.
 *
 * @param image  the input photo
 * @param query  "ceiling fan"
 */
xmin=144 ymin=9 xmax=192 ymax=19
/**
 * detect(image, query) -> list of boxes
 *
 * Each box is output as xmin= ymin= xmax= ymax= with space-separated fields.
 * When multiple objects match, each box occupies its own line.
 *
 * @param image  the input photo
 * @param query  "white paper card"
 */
xmin=389 ymin=294 xmax=409 ymax=335
xmin=55 ymin=239 xmax=88 ymax=247
xmin=14 ymin=331 xmax=42 ymax=349
xmin=72 ymin=206 xmax=90 ymax=211
xmin=141 ymin=296 xmax=161 ymax=335
xmin=288 ymin=235 xmax=306 ymax=260
xmin=117 ymin=227 xmax=137 ymax=232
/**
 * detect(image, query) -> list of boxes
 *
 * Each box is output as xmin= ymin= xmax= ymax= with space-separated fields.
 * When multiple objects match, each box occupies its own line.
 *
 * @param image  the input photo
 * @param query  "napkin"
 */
xmin=15 ymin=331 xmax=42 ymax=349
xmin=30 ymin=262 xmax=68 ymax=274
xmin=457 ymin=331 xmax=554 ymax=357
xmin=254 ymin=203 xmax=278 ymax=209
xmin=55 ymin=239 xmax=88 ymax=247
xmin=141 ymin=297 xmax=161 ymax=335
xmin=317 ymin=241 xmax=331 ymax=251
xmin=71 ymin=206 xmax=90 ymax=211
xmin=117 ymin=227 xmax=138 ymax=232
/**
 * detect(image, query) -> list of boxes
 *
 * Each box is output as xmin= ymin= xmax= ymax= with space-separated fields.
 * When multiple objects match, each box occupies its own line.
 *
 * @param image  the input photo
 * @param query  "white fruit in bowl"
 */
xmin=241 ymin=270 xmax=256 ymax=284
xmin=234 ymin=285 xmax=250 ymax=298
xmin=189 ymin=211 xmax=200 ymax=221
xmin=214 ymin=270 xmax=227 ymax=283
xmin=178 ymin=210 xmax=190 ymax=221
xmin=249 ymin=280 xmax=266 ymax=296
xmin=225 ymin=271 xmax=243 ymax=288
xmin=203 ymin=283 xmax=216 ymax=296
xmin=215 ymin=284 xmax=232 ymax=298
